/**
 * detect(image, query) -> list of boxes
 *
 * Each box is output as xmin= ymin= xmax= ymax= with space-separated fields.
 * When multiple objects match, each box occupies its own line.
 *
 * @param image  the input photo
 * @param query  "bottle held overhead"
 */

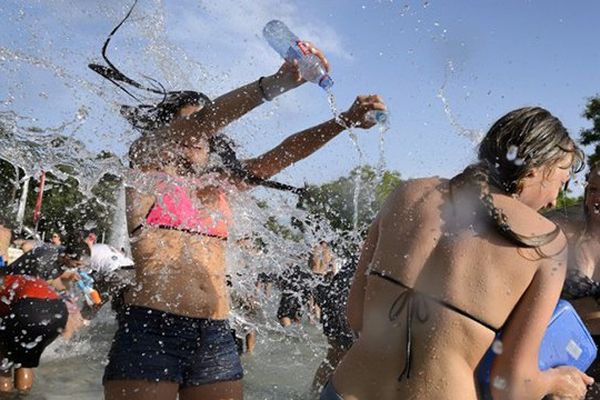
xmin=263 ymin=19 xmax=333 ymax=90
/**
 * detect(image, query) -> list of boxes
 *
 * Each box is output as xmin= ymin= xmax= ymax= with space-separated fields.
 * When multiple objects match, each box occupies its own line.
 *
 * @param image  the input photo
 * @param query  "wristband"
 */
xmin=258 ymin=77 xmax=273 ymax=102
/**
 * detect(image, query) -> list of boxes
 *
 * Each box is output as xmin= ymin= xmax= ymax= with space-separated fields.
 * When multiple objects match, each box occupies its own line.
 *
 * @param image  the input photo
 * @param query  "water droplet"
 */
xmin=506 ymin=145 xmax=518 ymax=161
xmin=492 ymin=339 xmax=503 ymax=354
xmin=492 ymin=375 xmax=507 ymax=390
xmin=21 ymin=335 xmax=43 ymax=349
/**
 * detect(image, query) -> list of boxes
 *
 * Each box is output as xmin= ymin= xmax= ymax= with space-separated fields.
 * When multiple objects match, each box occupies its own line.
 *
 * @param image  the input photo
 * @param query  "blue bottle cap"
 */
xmin=319 ymin=75 xmax=334 ymax=90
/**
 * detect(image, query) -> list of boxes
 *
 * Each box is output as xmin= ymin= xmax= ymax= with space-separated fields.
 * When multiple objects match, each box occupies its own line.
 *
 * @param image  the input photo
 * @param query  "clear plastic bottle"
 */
xmin=263 ymin=20 xmax=333 ymax=90
xmin=366 ymin=110 xmax=389 ymax=126
xmin=76 ymin=271 xmax=102 ymax=306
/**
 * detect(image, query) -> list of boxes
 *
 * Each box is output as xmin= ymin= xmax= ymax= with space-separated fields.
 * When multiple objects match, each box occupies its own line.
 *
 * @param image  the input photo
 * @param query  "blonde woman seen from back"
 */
xmin=324 ymin=107 xmax=593 ymax=400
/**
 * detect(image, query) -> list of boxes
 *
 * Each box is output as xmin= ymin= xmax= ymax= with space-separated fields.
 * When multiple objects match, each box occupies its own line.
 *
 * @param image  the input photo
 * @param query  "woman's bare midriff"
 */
xmin=124 ymin=228 xmax=231 ymax=319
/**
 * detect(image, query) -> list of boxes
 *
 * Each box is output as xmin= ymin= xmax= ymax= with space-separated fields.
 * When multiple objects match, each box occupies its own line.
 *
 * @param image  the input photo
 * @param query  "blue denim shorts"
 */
xmin=320 ymin=381 xmax=344 ymax=400
xmin=103 ymin=305 xmax=243 ymax=387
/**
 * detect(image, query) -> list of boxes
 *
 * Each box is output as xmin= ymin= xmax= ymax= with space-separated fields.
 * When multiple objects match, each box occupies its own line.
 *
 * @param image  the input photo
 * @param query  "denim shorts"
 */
xmin=320 ymin=381 xmax=344 ymax=400
xmin=103 ymin=305 xmax=243 ymax=387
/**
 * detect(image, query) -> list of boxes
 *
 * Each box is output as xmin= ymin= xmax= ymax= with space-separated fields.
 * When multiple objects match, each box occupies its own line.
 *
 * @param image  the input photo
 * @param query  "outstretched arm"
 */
xmin=175 ymin=43 xmax=330 ymax=138
xmin=243 ymin=95 xmax=386 ymax=179
xmin=490 ymin=237 xmax=593 ymax=400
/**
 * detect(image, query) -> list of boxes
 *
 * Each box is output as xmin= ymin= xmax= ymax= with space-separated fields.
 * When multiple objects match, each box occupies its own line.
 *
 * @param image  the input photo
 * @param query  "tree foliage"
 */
xmin=0 ymin=162 xmax=122 ymax=239
xmin=580 ymin=95 xmax=600 ymax=167
xmin=298 ymin=165 xmax=401 ymax=233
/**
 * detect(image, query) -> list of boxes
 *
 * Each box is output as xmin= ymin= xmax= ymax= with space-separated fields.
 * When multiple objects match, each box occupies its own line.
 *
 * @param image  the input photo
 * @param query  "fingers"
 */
xmin=355 ymin=94 xmax=387 ymax=111
xmin=302 ymin=41 xmax=330 ymax=72
xmin=582 ymin=372 xmax=595 ymax=386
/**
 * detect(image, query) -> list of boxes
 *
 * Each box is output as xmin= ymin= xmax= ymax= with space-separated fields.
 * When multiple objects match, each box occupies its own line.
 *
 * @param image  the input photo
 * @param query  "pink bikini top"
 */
xmin=133 ymin=176 xmax=231 ymax=239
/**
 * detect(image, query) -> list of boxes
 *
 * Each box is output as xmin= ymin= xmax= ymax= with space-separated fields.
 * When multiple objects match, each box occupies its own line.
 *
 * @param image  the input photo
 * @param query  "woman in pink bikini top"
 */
xmin=91 ymin=11 xmax=387 ymax=399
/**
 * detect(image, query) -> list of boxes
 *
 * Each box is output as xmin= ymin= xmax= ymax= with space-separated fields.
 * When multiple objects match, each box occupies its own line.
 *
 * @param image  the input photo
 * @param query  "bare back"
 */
xmin=333 ymin=177 xmax=567 ymax=400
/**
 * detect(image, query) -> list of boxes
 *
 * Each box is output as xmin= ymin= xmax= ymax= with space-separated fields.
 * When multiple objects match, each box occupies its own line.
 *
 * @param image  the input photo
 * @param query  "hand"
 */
xmin=59 ymin=270 xmax=81 ymax=282
xmin=268 ymin=42 xmax=330 ymax=92
xmin=550 ymin=366 xmax=593 ymax=400
xmin=339 ymin=95 xmax=387 ymax=129
xmin=49 ymin=270 xmax=81 ymax=291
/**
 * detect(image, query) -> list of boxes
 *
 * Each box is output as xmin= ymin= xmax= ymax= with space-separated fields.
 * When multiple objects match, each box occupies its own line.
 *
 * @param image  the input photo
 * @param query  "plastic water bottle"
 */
xmin=263 ymin=20 xmax=333 ymax=90
xmin=366 ymin=110 xmax=389 ymax=126
xmin=76 ymin=271 xmax=101 ymax=306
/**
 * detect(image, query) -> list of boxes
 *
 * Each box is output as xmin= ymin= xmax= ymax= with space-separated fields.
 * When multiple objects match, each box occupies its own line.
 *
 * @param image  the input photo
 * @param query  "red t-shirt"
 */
xmin=0 ymin=275 xmax=59 ymax=315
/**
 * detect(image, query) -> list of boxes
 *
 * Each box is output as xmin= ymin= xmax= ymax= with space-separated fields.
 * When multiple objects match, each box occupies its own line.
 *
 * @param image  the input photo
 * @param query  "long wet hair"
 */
xmin=90 ymin=0 xmax=303 ymax=194
xmin=450 ymin=106 xmax=584 ymax=248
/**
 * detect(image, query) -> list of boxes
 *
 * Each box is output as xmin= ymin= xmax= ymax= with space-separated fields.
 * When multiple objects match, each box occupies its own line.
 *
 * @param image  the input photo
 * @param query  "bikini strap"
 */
xmin=369 ymin=270 xmax=498 ymax=381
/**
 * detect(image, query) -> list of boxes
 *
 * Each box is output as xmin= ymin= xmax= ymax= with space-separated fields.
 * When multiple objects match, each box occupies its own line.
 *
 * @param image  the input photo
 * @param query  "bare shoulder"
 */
xmin=383 ymin=177 xmax=446 ymax=208
xmin=492 ymin=194 xmax=568 ymax=260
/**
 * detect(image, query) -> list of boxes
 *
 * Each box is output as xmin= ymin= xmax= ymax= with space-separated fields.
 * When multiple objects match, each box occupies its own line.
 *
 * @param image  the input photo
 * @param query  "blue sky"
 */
xmin=1 ymin=0 xmax=599 ymax=195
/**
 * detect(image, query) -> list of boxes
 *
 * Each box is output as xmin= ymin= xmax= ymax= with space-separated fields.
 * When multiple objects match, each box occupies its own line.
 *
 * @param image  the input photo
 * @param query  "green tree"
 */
xmin=580 ymin=95 xmax=600 ymax=167
xmin=555 ymin=189 xmax=582 ymax=209
xmin=298 ymin=165 xmax=401 ymax=233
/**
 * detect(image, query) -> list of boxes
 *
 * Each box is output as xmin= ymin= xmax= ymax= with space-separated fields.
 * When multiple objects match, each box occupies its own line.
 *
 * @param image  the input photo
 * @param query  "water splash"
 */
xmin=437 ymin=60 xmax=484 ymax=145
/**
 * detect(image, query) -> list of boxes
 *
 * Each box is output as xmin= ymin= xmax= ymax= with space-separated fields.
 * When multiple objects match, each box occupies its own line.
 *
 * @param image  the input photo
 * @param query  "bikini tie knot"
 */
xmin=389 ymin=288 xmax=430 ymax=381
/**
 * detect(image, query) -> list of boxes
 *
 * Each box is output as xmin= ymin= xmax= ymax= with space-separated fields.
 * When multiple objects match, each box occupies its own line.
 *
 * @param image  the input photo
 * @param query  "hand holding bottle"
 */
xmin=339 ymin=95 xmax=387 ymax=130
xmin=263 ymin=20 xmax=333 ymax=90
xmin=262 ymin=42 xmax=330 ymax=100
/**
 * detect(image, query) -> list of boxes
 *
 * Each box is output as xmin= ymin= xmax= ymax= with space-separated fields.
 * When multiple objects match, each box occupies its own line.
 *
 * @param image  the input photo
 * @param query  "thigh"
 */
xmin=179 ymin=380 xmax=242 ymax=400
xmin=104 ymin=380 xmax=179 ymax=400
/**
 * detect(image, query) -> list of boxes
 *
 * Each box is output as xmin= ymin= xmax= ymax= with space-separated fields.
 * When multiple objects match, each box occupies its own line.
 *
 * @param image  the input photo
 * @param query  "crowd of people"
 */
xmin=2 ymin=6 xmax=600 ymax=400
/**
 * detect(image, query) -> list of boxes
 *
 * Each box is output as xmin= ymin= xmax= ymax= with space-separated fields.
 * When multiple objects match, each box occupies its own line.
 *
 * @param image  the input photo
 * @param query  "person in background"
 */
xmin=0 ymin=234 xmax=90 ymax=394
xmin=311 ymin=239 xmax=361 ymax=395
xmin=50 ymin=232 xmax=63 ymax=247
xmin=549 ymin=161 xmax=600 ymax=399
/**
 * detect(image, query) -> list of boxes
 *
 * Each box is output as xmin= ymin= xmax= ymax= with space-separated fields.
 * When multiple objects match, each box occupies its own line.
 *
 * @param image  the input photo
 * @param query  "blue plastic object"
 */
xmin=477 ymin=300 xmax=597 ymax=399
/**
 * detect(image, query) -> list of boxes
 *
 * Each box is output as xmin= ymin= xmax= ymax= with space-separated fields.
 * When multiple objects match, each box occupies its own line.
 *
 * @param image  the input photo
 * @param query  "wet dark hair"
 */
xmin=62 ymin=233 xmax=91 ymax=260
xmin=120 ymin=91 xmax=212 ymax=132
xmin=450 ymin=106 xmax=584 ymax=248
xmin=91 ymin=0 xmax=304 ymax=195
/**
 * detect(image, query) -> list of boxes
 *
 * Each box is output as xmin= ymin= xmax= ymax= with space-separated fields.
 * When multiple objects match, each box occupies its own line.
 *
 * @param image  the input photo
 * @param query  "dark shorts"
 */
xmin=320 ymin=381 xmax=344 ymax=400
xmin=0 ymin=298 xmax=68 ymax=369
xmin=103 ymin=305 xmax=244 ymax=387
xmin=277 ymin=292 xmax=304 ymax=321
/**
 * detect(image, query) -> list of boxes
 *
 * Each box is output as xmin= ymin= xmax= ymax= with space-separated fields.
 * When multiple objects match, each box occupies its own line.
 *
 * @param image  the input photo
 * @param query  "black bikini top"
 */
xmin=369 ymin=270 xmax=499 ymax=381
xmin=562 ymin=268 xmax=600 ymax=301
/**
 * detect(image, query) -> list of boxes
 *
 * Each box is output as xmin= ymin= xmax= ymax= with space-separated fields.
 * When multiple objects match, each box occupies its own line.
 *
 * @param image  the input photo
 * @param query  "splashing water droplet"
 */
xmin=506 ymin=145 xmax=518 ymax=161
xmin=21 ymin=335 xmax=43 ymax=349
xmin=492 ymin=339 xmax=503 ymax=354
xmin=492 ymin=375 xmax=507 ymax=390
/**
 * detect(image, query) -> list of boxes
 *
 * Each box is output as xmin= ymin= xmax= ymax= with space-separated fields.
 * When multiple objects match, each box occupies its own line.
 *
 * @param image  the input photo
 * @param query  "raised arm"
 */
xmin=176 ymin=43 xmax=330 ymax=139
xmin=242 ymin=95 xmax=386 ymax=180
xmin=490 ymin=236 xmax=593 ymax=400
